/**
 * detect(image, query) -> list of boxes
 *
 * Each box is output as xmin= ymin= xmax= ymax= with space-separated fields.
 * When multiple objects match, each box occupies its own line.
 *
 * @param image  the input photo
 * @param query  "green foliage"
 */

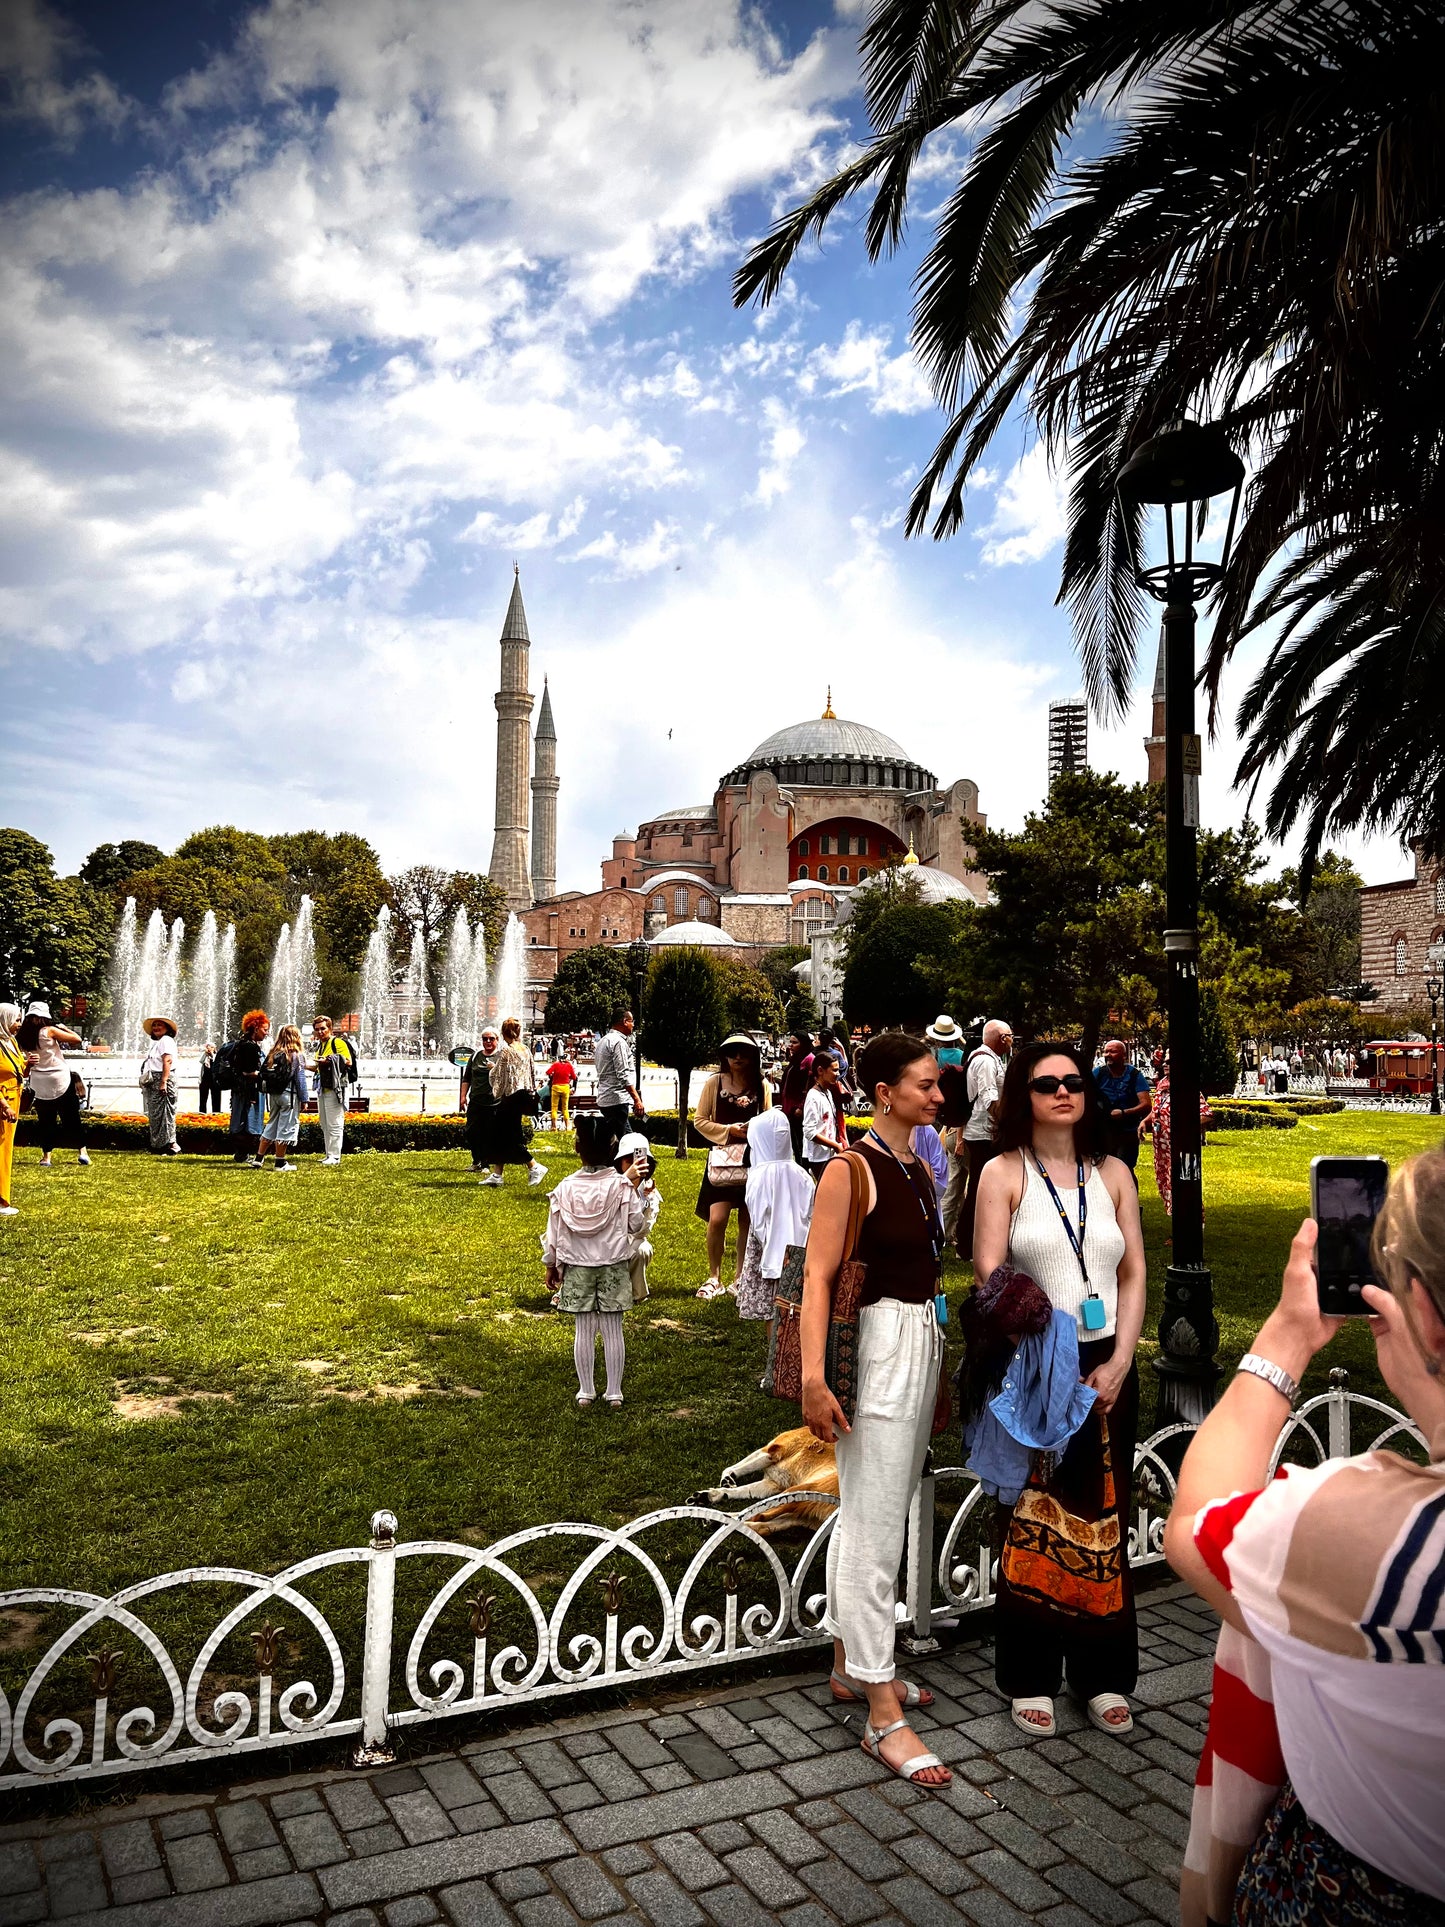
xmin=842 ymin=871 xmax=967 ymax=1030
xmin=714 ymin=956 xmax=784 ymax=1036
xmin=544 ymin=945 xmax=633 ymax=1034
xmin=446 ymin=872 xmax=509 ymax=970
xmin=1198 ymin=986 xmax=1236 ymax=1097
xmin=757 ymin=946 xmax=809 ymax=1001
xmin=1277 ymin=852 xmax=1365 ymax=1000
xmin=1207 ymin=1103 xmax=1299 ymax=1131
xmin=641 ymin=948 xmax=727 ymax=1155
xmin=175 ymin=826 xmax=287 ymax=885
xmin=785 ymin=982 xmax=820 ymax=1034
xmin=1280 ymin=997 xmax=1371 ymax=1050
xmin=79 ymin=841 xmax=166 ymax=896
xmin=0 ymin=830 xmax=113 ymax=1006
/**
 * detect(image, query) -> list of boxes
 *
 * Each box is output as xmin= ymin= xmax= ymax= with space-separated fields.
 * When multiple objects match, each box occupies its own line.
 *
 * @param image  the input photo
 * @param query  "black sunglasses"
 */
xmin=1028 ymin=1073 xmax=1087 ymax=1095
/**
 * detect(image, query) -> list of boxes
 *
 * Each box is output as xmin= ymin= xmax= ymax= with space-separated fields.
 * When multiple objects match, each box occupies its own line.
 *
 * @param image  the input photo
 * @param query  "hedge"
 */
xmin=1206 ymin=1102 xmax=1299 ymax=1131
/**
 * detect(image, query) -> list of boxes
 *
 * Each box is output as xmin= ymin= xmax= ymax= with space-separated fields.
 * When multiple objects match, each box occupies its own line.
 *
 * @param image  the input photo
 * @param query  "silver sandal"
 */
xmin=830 ymin=1669 xmax=934 ymax=1709
xmin=861 ymin=1717 xmax=950 ymax=1785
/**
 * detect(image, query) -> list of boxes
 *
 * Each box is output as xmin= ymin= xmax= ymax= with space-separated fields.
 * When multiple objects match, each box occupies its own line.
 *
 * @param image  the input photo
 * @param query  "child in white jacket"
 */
xmin=544 ymin=1114 xmax=648 ymax=1408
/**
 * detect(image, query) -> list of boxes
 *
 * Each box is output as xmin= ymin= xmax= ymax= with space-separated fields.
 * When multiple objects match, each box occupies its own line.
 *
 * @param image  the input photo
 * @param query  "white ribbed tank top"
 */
xmin=1006 ymin=1151 xmax=1125 ymax=1338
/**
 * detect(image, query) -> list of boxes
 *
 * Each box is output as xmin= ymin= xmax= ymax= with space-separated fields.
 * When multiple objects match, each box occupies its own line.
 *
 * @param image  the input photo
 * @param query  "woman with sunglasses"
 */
xmin=971 ymin=1040 xmax=1147 ymax=1740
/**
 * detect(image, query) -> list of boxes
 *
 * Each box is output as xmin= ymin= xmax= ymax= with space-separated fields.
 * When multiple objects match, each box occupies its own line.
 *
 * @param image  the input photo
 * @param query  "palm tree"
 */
xmin=735 ymin=0 xmax=1445 ymax=877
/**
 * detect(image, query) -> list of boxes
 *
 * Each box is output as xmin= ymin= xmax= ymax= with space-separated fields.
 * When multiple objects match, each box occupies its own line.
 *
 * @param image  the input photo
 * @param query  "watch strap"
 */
xmin=1237 ymin=1352 xmax=1300 ymax=1406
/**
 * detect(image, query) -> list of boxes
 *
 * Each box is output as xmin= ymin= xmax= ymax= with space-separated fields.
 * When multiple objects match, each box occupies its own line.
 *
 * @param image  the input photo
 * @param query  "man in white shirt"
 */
xmin=957 ymin=1018 xmax=1011 ymax=1261
xmin=594 ymin=1008 xmax=645 ymax=1143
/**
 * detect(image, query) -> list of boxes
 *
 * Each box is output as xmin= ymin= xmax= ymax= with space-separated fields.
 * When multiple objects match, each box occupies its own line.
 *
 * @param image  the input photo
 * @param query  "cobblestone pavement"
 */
xmin=0 ymin=1581 xmax=1215 ymax=1927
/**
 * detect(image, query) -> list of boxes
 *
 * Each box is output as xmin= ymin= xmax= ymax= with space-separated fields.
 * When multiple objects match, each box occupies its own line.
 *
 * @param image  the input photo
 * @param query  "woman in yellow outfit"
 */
xmin=0 ymin=1004 xmax=24 ymax=1218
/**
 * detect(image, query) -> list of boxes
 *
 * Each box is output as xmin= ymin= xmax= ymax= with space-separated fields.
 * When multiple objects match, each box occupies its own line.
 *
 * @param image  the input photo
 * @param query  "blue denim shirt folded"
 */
xmin=962 ymin=1307 xmax=1097 ymax=1504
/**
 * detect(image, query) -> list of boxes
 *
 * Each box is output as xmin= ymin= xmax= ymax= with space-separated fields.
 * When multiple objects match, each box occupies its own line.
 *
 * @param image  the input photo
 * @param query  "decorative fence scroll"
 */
xmin=0 ymin=1370 xmax=1422 ymax=1789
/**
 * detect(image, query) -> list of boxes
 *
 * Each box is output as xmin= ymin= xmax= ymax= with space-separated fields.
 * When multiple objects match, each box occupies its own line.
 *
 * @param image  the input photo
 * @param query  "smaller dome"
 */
xmin=649 ymin=920 xmax=738 ymax=947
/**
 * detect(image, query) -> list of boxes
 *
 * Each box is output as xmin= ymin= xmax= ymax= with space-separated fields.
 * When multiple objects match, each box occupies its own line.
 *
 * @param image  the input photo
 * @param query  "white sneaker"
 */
xmin=275 ymin=1163 xmax=297 ymax=1175
xmin=528 ymin=1162 xmax=548 ymax=1187
xmin=78 ymin=1150 xmax=91 ymax=1166
xmin=322 ymin=1157 xmax=341 ymax=1167
xmin=480 ymin=1173 xmax=504 ymax=1187
xmin=38 ymin=1155 xmax=51 ymax=1169
xmin=0 ymin=1205 xmax=17 ymax=1217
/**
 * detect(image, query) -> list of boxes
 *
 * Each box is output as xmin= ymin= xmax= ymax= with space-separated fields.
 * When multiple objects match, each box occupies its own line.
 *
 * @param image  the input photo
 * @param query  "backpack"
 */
xmin=318 ymin=1037 xmax=359 ymax=1092
xmin=262 ymin=1053 xmax=294 ymax=1096
xmin=213 ymin=1040 xmax=239 ymax=1091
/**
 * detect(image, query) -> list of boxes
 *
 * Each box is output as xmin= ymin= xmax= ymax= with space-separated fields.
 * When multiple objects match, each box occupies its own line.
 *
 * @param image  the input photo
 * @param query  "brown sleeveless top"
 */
xmin=855 ymin=1139 xmax=939 ymax=1307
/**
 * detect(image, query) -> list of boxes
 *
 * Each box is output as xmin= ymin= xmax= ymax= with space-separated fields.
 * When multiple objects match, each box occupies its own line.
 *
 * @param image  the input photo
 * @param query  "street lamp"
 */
xmin=1426 ymin=942 xmax=1444 ymax=1117
xmin=1117 ymin=420 xmax=1246 ymax=1428
xmin=628 ymin=938 xmax=650 ymax=1101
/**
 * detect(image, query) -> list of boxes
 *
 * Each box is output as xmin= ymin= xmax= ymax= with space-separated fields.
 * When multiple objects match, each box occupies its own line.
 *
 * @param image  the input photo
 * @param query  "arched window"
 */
xmin=837 ymin=865 xmax=849 ymax=883
xmin=674 ymin=887 xmax=689 ymax=918
xmin=797 ymin=864 xmax=809 ymax=880
xmin=817 ymin=864 xmax=829 ymax=882
xmin=798 ymin=838 xmax=810 ymax=856
xmin=650 ymin=895 xmax=665 ymax=912
xmin=858 ymin=866 xmax=869 ymax=881
xmin=1395 ymin=935 xmax=1409 ymax=976
xmin=698 ymin=897 xmax=712 ymax=919
xmin=1436 ymin=874 xmax=1445 ymax=914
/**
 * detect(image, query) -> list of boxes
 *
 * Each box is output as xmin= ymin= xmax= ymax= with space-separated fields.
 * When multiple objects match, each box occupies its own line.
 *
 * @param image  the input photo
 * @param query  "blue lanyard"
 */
xmin=1028 ymin=1152 xmax=1095 ymax=1293
xmin=865 ymin=1130 xmax=948 ymax=1320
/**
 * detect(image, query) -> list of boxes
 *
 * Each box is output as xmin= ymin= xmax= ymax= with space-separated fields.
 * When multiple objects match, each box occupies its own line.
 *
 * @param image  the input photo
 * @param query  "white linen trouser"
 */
xmin=822 ymin=1298 xmax=942 ymax=1682
xmin=318 ymin=1090 xmax=346 ymax=1160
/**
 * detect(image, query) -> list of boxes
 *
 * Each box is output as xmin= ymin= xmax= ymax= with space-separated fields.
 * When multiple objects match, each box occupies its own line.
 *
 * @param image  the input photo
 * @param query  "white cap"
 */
xmin=616 ymin=1131 xmax=650 ymax=1160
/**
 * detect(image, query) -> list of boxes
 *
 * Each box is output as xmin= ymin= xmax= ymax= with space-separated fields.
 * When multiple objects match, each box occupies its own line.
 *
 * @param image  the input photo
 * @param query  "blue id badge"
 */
xmin=1081 ymin=1293 xmax=1107 ymax=1332
xmin=934 ymin=1291 xmax=949 ymax=1326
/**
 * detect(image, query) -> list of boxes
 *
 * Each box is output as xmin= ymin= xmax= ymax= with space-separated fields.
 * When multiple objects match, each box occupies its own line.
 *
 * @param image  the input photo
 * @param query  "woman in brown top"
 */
xmin=693 ymin=1034 xmax=771 ymax=1299
xmin=802 ymin=1031 xmax=950 ymax=1787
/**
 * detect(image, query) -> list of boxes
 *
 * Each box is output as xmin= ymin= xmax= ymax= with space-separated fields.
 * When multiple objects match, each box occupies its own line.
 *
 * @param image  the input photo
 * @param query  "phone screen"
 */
xmin=1312 ymin=1156 xmax=1388 ymax=1315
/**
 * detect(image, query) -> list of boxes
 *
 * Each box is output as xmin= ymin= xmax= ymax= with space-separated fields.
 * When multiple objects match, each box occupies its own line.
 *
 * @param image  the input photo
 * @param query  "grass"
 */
xmin=1 ymin=1110 xmax=1439 ymax=1602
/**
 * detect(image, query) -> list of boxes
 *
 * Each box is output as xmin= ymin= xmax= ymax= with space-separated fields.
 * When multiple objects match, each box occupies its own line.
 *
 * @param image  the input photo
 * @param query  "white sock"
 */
xmin=574 ymin=1312 xmax=600 ymax=1397
xmin=600 ymin=1312 xmax=625 ymax=1400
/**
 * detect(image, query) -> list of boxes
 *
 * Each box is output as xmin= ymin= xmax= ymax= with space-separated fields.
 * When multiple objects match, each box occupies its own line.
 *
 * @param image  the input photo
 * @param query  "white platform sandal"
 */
xmin=1010 ymin=1696 xmax=1056 ymax=1737
xmin=860 ymin=1717 xmax=950 ymax=1785
xmin=1086 ymin=1693 xmax=1133 ymax=1734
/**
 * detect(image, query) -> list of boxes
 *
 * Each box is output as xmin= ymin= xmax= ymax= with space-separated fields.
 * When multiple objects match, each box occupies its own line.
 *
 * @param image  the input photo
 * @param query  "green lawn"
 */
xmin=0 ymin=1111 xmax=1438 ymax=1603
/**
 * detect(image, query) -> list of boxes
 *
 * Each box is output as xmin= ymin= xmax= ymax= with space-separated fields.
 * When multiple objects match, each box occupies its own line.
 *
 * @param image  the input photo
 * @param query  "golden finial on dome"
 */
xmin=822 ymin=686 xmax=836 ymax=719
xmin=903 ymin=832 xmax=919 ymax=867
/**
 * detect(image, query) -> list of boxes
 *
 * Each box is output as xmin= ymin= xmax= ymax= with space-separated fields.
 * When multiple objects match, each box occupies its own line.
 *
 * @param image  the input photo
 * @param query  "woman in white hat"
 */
xmin=138 ymin=1016 xmax=181 ymax=1156
xmin=0 ymin=1004 xmax=24 ymax=1215
xmin=692 ymin=1035 xmax=771 ymax=1299
xmin=16 ymin=1002 xmax=90 ymax=1169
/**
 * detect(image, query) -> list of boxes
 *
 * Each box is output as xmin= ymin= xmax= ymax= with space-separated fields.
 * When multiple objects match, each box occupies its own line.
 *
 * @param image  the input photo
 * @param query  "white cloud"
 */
xmin=461 ymin=499 xmax=588 ymax=551
xmin=568 ymin=519 xmax=684 ymax=578
xmin=751 ymin=398 xmax=806 ymax=504
xmin=0 ymin=0 xmax=129 ymax=140
xmin=976 ymin=443 xmax=1068 ymax=568
xmin=803 ymin=320 xmax=935 ymax=415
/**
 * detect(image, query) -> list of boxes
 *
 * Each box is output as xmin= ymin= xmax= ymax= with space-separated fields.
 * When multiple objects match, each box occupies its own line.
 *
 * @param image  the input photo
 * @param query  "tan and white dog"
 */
xmin=692 ymin=1426 xmax=839 ymax=1535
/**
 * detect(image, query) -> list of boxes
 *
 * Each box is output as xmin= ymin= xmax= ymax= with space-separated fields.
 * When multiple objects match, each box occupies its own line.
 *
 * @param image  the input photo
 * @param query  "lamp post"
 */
xmin=628 ymin=939 xmax=650 ymax=1104
xmin=1426 ymin=943 xmax=1444 ymax=1117
xmin=1117 ymin=420 xmax=1245 ymax=1428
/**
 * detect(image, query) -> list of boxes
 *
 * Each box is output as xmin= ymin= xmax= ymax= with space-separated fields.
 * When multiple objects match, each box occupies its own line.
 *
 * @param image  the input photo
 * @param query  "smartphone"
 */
xmin=1310 ymin=1155 xmax=1388 ymax=1315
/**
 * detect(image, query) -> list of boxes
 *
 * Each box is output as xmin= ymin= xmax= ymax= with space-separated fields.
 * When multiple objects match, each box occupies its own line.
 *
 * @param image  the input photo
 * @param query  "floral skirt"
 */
xmin=1235 ymin=1786 xmax=1443 ymax=1926
xmin=733 ymin=1230 xmax=774 ymax=1321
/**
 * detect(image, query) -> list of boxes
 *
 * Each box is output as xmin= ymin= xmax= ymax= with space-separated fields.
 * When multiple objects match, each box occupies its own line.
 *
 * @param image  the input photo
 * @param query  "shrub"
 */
xmin=1207 ymin=1102 xmax=1299 ymax=1131
xmin=16 ymin=1112 xmax=471 ymax=1155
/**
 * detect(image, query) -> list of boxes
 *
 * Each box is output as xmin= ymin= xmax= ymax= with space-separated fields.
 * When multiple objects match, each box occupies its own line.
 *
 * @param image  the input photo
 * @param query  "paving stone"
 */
xmin=273 ymin=1788 xmax=328 ymax=1816
xmin=1037 ymin=1909 xmax=1099 ymax=1927
xmin=495 ymin=1868 xmax=551 ymax=1901
xmin=386 ymin=1900 xmax=443 ymax=1926
xmin=723 ymin=1844 xmax=807 ymax=1908
xmin=791 ymin=1799 xmax=840 ymax=1829
xmin=421 ymin=1761 xmax=490 ymax=1811
xmin=1124 ymin=1875 xmax=1182 ymax=1924
xmin=330 ymin=1910 xmax=382 ymax=1927
xmin=779 ymin=1749 xmax=887 ymax=1797
xmin=280 ymin=1810 xmax=350 ymax=1869
xmin=831 ymin=1786 xmax=914 ymax=1842
xmin=318 ymin=1820 xmax=577 ymax=1912
xmin=235 ymin=1846 xmax=294 ymax=1879
xmin=451 ymin=1803 xmax=505 ymax=1836
xmin=745 ymin=1808 xmax=827 ymax=1866
xmin=1053 ymin=1788 xmax=1146 ymax=1841
xmin=603 ymin=1846 xmax=654 ymax=1877
xmin=1134 ymin=1801 xmax=1190 ymax=1849
xmin=440 ymin=1880 xmax=511 ymax=1927
xmin=386 ymin=1792 xmax=457 ymax=1846
xmin=980 ymin=1776 xmax=1062 ymax=1830
xmin=99 ymin=1820 xmax=163 ymax=1877
xmin=964 ymin=1849 xmax=1060 ymax=1912
xmin=894 ymin=1834 xmax=979 ymax=1897
xmin=779 ymin=1908 xmax=839 ymax=1927
xmin=581 ymin=1751 xmax=650 ymax=1801
xmin=745 ymin=1717 xmax=815 ymax=1762
xmin=0 ymin=1897 xmax=45 ymax=1927
xmin=725 ymin=1699 xmax=778 ymax=1722
xmin=626 ymin=1869 xmax=706 ymax=1927
xmin=688 ymin=1707 xmax=752 ymax=1750
xmin=467 ymin=1748 xmax=521 ymax=1780
xmin=647 ymin=1715 xmax=696 ymax=1740
xmin=992 ymin=1748 xmax=1076 ymax=1797
xmin=164 ymin=1830 xmax=230 ymax=1892
xmin=1139 ymin=1709 xmax=1209 ymax=1754
xmin=665 ymin=1733 xmax=741 ymax=1782
xmin=515 ymin=1897 xmax=575 ymax=1927
xmin=327 ymin=1782 xmax=393 ymax=1831
xmin=765 ymin=1690 xmax=836 ymax=1732
xmin=350 ymin=1824 xmax=408 ymax=1857
xmin=610 ymin=1724 xmax=673 ymax=1770
xmin=111 ymin=1870 xmax=172 ymax=1904
xmin=699 ymin=1883 xmax=776 ymax=1927
xmin=652 ymin=1833 xmax=729 ymax=1892
xmin=1138 ymin=1735 xmax=1201 ymax=1782
xmin=1060 ymin=1755 xmax=1148 ymax=1811
xmin=728 ymin=1744 xmax=779 ymax=1772
xmin=158 ymin=1809 xmax=214 ymax=1840
xmin=562 ymin=1730 xmax=613 ymax=1759
xmin=875 ymin=1875 xmax=969 ymax=1926
xmin=921 ymin=1727 xmax=986 ymax=1765
xmin=552 ymin=1857 xmax=629 ymax=1920
xmin=1130 ymin=1659 xmax=1212 ymax=1707
xmin=976 ymin=1811 xmax=1065 ymax=1869
xmin=1133 ymin=1768 xmax=1196 ymax=1818
xmin=1042 ymin=1861 xmax=1142 ymax=1924
xmin=513 ymin=1741 xmax=585 ymax=1790
xmin=486 ymin=1772 xmax=556 ymax=1822
xmin=800 ymin=1854 xmax=890 ymax=1923
xmin=0 ymin=1845 xmax=40 ymax=1893
xmin=938 ymin=1779 xmax=999 ymax=1821
xmin=374 ymin=1769 xmax=427 ymax=1797
xmin=875 ymin=1780 xmax=927 ymax=1810
xmin=912 ymin=1803 xmax=989 ymax=1858
xmin=816 ymin=1821 xmax=906 ymax=1882
xmin=553 ymin=1781 xmax=604 ymax=1814
xmin=644 ymin=1764 xmax=693 ymax=1791
xmin=567 ymin=1774 xmax=791 ymax=1853
xmin=953 ymin=1889 xmax=1034 ymax=1927
xmin=696 ymin=1824 xmax=750 ymax=1856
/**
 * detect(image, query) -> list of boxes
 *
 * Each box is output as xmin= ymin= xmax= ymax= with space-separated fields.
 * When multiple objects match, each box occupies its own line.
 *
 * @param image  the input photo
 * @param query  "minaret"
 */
xmin=530 ymin=676 xmax=559 ymax=902
xmin=487 ymin=566 xmax=534 ymax=909
xmin=1145 ymin=624 xmax=1167 ymax=785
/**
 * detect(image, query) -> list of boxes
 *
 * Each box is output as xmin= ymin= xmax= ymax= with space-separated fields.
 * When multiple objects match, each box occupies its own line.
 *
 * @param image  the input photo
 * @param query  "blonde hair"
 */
xmin=268 ymin=1024 xmax=303 ymax=1064
xmin=1371 ymin=1148 xmax=1445 ymax=1371
xmin=500 ymin=1017 xmax=522 ymax=1044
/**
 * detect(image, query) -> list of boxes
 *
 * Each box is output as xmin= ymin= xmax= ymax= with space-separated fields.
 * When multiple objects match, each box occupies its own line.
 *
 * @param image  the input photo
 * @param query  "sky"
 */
xmin=0 ymin=0 xmax=1412 ymax=893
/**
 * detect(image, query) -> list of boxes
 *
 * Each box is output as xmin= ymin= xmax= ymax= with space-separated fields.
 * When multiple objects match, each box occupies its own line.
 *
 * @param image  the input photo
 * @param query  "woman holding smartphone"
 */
xmin=802 ymin=1031 xmax=951 ymax=1787
xmin=972 ymin=1041 xmax=1146 ymax=1738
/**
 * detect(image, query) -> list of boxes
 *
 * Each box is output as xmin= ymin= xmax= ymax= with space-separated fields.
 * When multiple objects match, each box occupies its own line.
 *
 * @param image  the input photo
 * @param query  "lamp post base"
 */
xmin=1153 ymin=1262 xmax=1222 ymax=1428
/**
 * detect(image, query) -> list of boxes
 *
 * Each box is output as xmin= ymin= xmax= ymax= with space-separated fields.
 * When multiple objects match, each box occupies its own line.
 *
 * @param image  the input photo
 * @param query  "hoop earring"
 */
xmin=882 ymin=1101 xmax=892 ymax=1114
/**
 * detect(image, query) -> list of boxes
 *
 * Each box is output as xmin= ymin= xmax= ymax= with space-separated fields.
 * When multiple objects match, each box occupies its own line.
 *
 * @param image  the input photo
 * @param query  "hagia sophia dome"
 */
xmin=719 ymin=713 xmax=937 ymax=794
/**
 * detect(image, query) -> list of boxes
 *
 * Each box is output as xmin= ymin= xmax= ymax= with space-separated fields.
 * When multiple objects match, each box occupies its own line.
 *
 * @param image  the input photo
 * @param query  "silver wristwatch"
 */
xmin=1236 ymin=1353 xmax=1300 ymax=1406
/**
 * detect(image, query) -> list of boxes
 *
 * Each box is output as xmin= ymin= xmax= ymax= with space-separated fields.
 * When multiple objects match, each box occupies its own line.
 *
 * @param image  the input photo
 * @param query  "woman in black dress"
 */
xmin=692 ymin=1034 xmax=771 ymax=1298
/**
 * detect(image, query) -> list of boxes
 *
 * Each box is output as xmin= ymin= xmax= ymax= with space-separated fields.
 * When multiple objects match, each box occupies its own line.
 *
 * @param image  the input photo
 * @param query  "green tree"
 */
xmin=715 ymin=956 xmax=785 ymax=1036
xmin=386 ymin=868 xmax=510 ymax=1042
xmin=0 ymin=831 xmax=112 ymax=1008
xmin=445 ymin=872 xmax=509 ymax=971
xmin=758 ymin=945 xmax=810 ymax=1003
xmin=544 ymin=945 xmax=632 ymax=1034
xmin=785 ymin=981 xmax=821 ymax=1035
xmin=1280 ymin=997 xmax=1372 ymax=1053
xmin=641 ymin=948 xmax=727 ymax=1156
xmin=79 ymin=840 xmax=165 ymax=896
xmin=1198 ymin=986 xmax=1237 ymax=1098
xmin=1278 ymin=851 xmax=1365 ymax=1000
xmin=174 ymin=827 xmax=287 ymax=887
xmin=737 ymin=0 xmax=1445 ymax=876
xmin=122 ymin=857 xmax=286 ymax=1015
xmin=842 ymin=872 xmax=967 ymax=1032
xmin=268 ymin=830 xmax=389 ymax=1008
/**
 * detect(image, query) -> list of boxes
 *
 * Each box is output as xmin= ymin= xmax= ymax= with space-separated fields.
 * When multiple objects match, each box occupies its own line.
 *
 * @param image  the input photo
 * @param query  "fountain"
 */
xmin=400 ymin=922 xmax=429 ymax=1055
xmin=266 ymin=895 xmax=319 ymax=1031
xmin=107 ymin=898 xmax=239 ymax=1051
xmin=489 ymin=912 xmax=527 ymax=1031
xmin=359 ymin=905 xmax=393 ymax=1059
xmin=191 ymin=911 xmax=218 ymax=1046
xmin=442 ymin=908 xmax=487 ymax=1051
xmin=218 ymin=923 xmax=236 ymax=1042
xmin=109 ymin=899 xmax=140 ymax=1045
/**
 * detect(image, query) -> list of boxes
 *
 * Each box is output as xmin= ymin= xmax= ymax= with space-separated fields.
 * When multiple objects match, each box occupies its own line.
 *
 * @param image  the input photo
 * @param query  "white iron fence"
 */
xmin=0 ymin=1371 xmax=1422 ymax=1790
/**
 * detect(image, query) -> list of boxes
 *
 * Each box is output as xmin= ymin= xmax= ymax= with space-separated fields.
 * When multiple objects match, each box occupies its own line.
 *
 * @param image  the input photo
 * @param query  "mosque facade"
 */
xmin=484 ymin=575 xmax=989 ymax=1004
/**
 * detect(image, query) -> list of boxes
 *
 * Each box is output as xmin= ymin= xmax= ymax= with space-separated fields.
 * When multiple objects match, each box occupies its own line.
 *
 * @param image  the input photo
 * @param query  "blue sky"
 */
xmin=0 ymin=0 xmax=1408 ymax=891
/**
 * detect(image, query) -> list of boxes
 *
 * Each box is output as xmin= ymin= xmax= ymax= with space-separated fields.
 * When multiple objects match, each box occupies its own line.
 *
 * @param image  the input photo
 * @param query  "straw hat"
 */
xmin=142 ymin=1015 xmax=178 ymax=1038
xmin=925 ymin=1014 xmax=962 ymax=1043
xmin=718 ymin=1032 xmax=761 ymax=1056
